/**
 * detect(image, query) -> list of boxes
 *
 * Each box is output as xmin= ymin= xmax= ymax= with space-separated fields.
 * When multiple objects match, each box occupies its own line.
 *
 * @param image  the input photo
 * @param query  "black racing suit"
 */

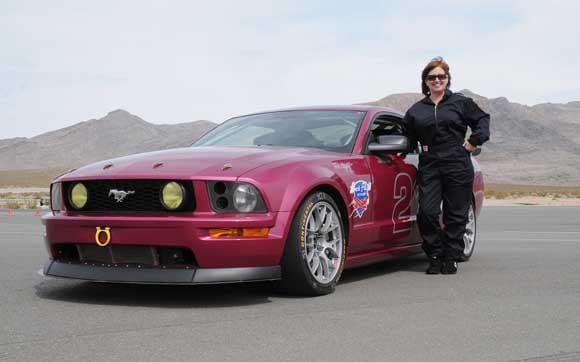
xmin=403 ymin=90 xmax=490 ymax=260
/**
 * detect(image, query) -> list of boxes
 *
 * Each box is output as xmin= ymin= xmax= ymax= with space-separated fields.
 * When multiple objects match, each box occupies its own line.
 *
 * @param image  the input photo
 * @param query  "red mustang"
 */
xmin=42 ymin=106 xmax=484 ymax=295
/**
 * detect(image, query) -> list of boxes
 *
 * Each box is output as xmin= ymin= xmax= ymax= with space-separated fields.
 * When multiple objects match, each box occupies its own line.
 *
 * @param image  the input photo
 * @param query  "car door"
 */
xmin=366 ymin=115 xmax=419 ymax=247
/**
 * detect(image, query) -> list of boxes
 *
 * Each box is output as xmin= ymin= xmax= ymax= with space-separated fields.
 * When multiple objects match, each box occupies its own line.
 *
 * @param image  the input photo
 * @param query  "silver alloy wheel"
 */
xmin=463 ymin=204 xmax=476 ymax=255
xmin=304 ymin=201 xmax=343 ymax=284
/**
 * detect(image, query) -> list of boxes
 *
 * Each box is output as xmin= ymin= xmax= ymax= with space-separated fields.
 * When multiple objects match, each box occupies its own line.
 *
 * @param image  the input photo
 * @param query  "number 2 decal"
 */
xmin=392 ymin=173 xmax=413 ymax=234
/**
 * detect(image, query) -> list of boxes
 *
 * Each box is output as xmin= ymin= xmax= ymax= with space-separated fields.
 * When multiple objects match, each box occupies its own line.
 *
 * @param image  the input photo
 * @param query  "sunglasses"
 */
xmin=426 ymin=74 xmax=448 ymax=81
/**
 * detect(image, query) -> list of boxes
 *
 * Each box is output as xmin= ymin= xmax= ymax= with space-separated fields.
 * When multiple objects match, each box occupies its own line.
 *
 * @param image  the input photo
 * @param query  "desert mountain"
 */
xmin=0 ymin=110 xmax=216 ymax=171
xmin=0 ymin=137 xmax=27 ymax=149
xmin=1 ymin=92 xmax=579 ymax=186
xmin=366 ymin=90 xmax=580 ymax=185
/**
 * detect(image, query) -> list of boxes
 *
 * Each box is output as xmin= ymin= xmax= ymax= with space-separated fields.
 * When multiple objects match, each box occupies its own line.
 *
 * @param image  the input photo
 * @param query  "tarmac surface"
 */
xmin=1 ymin=206 xmax=579 ymax=362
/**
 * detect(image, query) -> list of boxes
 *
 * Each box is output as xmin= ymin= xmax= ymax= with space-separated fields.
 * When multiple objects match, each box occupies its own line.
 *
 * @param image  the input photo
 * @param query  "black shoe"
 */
xmin=426 ymin=257 xmax=442 ymax=274
xmin=441 ymin=259 xmax=458 ymax=274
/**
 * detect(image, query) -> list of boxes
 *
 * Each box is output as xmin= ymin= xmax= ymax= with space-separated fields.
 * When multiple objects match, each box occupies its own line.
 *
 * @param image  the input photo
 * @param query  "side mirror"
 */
xmin=368 ymin=135 xmax=409 ymax=153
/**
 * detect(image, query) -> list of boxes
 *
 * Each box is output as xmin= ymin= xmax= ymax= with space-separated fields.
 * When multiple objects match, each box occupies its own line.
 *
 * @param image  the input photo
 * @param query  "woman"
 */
xmin=403 ymin=57 xmax=490 ymax=274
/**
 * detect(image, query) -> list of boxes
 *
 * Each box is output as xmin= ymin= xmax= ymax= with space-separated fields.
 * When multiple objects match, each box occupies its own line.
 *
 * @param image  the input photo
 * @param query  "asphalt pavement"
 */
xmin=1 ymin=206 xmax=579 ymax=362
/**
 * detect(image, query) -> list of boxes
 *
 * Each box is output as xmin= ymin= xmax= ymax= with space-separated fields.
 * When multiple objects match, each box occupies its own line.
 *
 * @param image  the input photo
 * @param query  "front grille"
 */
xmin=63 ymin=179 xmax=195 ymax=212
xmin=53 ymin=244 xmax=196 ymax=268
xmin=79 ymin=244 xmax=155 ymax=265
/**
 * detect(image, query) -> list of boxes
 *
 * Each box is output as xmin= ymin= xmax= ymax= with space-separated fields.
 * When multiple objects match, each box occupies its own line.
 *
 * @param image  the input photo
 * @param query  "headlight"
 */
xmin=233 ymin=184 xmax=259 ymax=212
xmin=50 ymin=182 xmax=63 ymax=211
xmin=69 ymin=182 xmax=88 ymax=209
xmin=207 ymin=181 xmax=267 ymax=213
xmin=160 ymin=181 xmax=185 ymax=210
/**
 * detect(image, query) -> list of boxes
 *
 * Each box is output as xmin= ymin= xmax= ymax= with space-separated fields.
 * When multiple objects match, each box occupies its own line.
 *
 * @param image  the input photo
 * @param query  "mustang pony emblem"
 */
xmin=108 ymin=189 xmax=135 ymax=203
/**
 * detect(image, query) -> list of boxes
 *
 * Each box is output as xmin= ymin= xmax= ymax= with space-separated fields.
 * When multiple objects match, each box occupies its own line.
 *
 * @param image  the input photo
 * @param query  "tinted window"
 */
xmin=193 ymin=110 xmax=366 ymax=153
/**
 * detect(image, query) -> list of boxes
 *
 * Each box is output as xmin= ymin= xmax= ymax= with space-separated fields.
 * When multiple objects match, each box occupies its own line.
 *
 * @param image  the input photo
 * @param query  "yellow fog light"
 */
xmin=70 ymin=182 xmax=88 ymax=209
xmin=160 ymin=181 xmax=185 ymax=210
xmin=209 ymin=227 xmax=270 ymax=238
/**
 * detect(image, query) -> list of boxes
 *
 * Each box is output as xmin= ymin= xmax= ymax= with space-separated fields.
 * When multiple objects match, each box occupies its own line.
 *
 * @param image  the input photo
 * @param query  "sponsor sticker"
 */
xmin=349 ymin=180 xmax=371 ymax=218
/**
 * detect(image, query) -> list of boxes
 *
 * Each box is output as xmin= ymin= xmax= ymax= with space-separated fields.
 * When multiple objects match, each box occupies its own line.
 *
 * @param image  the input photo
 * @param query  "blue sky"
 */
xmin=1 ymin=0 xmax=579 ymax=138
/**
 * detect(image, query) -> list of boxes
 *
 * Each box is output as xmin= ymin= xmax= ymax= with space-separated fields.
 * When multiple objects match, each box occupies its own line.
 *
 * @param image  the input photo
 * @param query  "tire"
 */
xmin=279 ymin=191 xmax=346 ymax=296
xmin=460 ymin=201 xmax=476 ymax=261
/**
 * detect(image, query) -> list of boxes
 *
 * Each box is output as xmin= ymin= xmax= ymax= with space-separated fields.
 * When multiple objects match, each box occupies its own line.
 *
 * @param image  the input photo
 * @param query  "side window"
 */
xmin=368 ymin=116 xmax=405 ymax=144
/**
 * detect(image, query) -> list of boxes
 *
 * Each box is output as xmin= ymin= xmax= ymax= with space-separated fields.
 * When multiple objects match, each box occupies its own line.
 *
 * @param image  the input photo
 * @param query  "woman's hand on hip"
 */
xmin=463 ymin=140 xmax=476 ymax=152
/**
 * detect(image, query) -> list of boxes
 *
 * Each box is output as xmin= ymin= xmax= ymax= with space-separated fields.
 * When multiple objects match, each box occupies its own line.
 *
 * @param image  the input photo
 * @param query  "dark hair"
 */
xmin=421 ymin=56 xmax=451 ymax=95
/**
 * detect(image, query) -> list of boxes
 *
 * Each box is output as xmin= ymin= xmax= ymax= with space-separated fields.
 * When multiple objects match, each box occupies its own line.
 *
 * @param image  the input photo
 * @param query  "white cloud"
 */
xmin=1 ymin=0 xmax=579 ymax=138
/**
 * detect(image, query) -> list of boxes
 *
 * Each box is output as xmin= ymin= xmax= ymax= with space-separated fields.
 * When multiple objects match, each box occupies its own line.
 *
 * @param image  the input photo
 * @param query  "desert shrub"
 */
xmin=5 ymin=201 xmax=20 ymax=209
xmin=25 ymin=200 xmax=39 ymax=209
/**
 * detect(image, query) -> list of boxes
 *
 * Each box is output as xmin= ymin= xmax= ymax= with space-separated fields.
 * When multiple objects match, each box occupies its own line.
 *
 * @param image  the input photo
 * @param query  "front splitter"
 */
xmin=42 ymin=260 xmax=281 ymax=285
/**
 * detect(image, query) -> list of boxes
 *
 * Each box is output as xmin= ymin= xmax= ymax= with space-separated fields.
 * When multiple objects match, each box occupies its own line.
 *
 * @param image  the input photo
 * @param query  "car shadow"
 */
xmin=339 ymin=254 xmax=428 ymax=285
xmin=34 ymin=255 xmax=429 ymax=307
xmin=34 ymin=279 xmax=279 ymax=308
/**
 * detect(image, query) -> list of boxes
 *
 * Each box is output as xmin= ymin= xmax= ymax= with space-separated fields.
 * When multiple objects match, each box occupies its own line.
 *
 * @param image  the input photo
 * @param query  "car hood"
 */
xmin=58 ymin=146 xmax=339 ymax=181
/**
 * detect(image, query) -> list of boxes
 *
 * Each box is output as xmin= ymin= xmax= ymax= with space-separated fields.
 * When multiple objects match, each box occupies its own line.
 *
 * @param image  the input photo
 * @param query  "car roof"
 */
xmin=232 ymin=105 xmax=404 ymax=119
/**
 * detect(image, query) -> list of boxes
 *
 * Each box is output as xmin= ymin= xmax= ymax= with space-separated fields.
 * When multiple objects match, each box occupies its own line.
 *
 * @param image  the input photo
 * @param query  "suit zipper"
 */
xmin=434 ymin=103 xmax=438 ymax=132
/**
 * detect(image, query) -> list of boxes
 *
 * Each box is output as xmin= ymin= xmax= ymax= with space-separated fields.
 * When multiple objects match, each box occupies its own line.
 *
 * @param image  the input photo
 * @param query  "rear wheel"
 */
xmin=460 ymin=202 xmax=476 ymax=261
xmin=280 ymin=192 xmax=346 ymax=296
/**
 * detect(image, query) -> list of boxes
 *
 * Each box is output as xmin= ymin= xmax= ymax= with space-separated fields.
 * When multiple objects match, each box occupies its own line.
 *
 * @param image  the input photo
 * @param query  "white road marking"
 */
xmin=0 ymin=223 xmax=41 ymax=226
xmin=0 ymin=232 xmax=41 ymax=235
xmin=503 ymin=231 xmax=580 ymax=234
xmin=485 ymin=238 xmax=578 ymax=242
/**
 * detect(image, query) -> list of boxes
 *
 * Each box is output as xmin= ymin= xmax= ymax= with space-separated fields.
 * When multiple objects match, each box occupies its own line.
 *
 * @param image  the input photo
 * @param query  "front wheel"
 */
xmin=280 ymin=192 xmax=346 ymax=296
xmin=460 ymin=202 xmax=476 ymax=261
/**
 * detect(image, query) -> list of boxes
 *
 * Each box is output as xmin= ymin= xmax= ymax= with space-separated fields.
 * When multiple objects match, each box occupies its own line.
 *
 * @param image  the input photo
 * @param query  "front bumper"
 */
xmin=43 ymin=260 xmax=281 ymax=284
xmin=42 ymin=211 xmax=292 ymax=268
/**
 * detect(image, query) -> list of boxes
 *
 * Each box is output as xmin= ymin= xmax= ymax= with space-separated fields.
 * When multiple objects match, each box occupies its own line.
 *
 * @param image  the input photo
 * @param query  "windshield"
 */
xmin=192 ymin=110 xmax=366 ymax=153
